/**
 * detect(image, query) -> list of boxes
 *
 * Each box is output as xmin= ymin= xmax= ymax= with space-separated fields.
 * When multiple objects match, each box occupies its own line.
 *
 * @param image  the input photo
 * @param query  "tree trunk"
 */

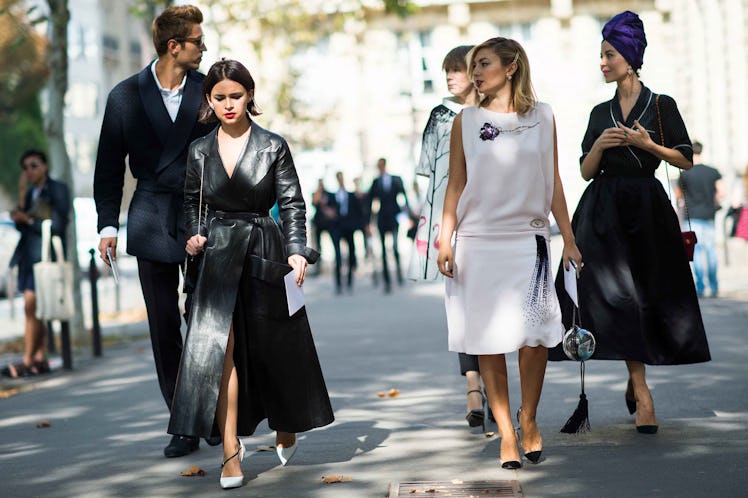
xmin=46 ymin=0 xmax=87 ymax=346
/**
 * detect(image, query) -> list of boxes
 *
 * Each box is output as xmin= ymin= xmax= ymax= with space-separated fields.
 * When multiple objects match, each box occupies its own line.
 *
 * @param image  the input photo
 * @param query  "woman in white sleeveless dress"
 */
xmin=438 ymin=38 xmax=582 ymax=469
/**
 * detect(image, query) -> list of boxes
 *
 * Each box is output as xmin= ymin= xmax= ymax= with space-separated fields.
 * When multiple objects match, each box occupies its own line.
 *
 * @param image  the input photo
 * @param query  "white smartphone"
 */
xmin=106 ymin=247 xmax=120 ymax=284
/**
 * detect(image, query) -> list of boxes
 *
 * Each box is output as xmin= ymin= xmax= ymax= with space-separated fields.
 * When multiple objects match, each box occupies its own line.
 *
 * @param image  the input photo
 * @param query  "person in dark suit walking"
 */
xmin=368 ymin=158 xmax=409 ymax=293
xmin=2 ymin=150 xmax=69 ymax=378
xmin=330 ymin=171 xmax=361 ymax=294
xmin=93 ymin=4 xmax=216 ymax=458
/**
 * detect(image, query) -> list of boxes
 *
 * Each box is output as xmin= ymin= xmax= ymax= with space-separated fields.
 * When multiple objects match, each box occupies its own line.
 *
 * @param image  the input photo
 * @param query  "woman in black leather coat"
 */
xmin=168 ymin=60 xmax=334 ymax=489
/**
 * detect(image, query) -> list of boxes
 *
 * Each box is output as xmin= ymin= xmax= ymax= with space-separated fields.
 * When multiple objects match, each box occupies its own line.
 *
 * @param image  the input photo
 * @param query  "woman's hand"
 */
xmin=618 ymin=120 xmax=654 ymax=150
xmin=288 ymin=254 xmax=308 ymax=286
xmin=562 ymin=241 xmax=583 ymax=273
xmin=437 ymin=244 xmax=455 ymax=278
xmin=593 ymin=127 xmax=627 ymax=151
xmin=186 ymin=234 xmax=207 ymax=256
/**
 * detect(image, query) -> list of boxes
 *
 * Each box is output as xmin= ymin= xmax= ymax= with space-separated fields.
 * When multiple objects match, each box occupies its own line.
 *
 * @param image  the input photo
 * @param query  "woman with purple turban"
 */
xmin=549 ymin=11 xmax=711 ymax=434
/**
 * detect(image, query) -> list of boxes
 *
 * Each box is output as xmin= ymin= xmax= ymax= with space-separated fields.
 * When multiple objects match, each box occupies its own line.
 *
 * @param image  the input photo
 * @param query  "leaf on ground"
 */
xmin=388 ymin=388 xmax=400 ymax=398
xmin=451 ymin=479 xmax=463 ymax=484
xmin=321 ymin=474 xmax=352 ymax=484
xmin=484 ymin=431 xmax=495 ymax=438
xmin=180 ymin=465 xmax=206 ymax=476
xmin=376 ymin=391 xmax=387 ymax=398
xmin=0 ymin=388 xmax=20 ymax=399
xmin=256 ymin=445 xmax=275 ymax=452
xmin=36 ymin=421 xmax=51 ymax=428
xmin=410 ymin=489 xmax=438 ymax=494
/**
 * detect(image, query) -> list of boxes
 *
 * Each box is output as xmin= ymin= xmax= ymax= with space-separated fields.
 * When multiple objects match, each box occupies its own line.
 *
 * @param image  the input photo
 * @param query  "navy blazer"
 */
xmin=93 ymin=64 xmax=216 ymax=263
xmin=368 ymin=174 xmax=409 ymax=231
xmin=10 ymin=178 xmax=70 ymax=268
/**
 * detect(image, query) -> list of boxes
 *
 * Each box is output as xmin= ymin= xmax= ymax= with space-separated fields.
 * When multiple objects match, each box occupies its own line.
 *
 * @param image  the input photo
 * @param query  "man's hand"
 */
xmin=99 ymin=237 xmax=117 ymax=266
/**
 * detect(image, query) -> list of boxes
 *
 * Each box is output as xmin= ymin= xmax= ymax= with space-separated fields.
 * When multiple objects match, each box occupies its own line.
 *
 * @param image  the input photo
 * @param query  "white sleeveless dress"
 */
xmin=445 ymin=103 xmax=563 ymax=355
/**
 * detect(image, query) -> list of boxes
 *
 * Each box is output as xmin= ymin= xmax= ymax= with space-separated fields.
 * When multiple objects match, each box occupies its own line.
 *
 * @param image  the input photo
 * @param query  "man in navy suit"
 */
xmin=93 ymin=5 xmax=216 ymax=457
xmin=368 ymin=158 xmax=409 ymax=293
xmin=329 ymin=171 xmax=361 ymax=294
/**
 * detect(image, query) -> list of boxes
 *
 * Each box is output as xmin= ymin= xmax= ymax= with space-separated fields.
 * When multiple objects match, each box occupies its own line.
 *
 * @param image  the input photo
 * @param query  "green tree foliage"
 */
xmin=0 ymin=0 xmax=48 ymax=198
xmin=0 ymin=98 xmax=48 ymax=203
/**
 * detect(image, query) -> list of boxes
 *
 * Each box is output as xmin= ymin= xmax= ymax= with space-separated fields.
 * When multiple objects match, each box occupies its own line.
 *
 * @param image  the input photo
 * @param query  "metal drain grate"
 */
xmin=388 ymin=480 xmax=522 ymax=497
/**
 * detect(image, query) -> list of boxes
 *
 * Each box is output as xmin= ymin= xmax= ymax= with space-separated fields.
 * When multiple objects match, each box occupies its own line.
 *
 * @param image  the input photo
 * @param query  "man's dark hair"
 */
xmin=19 ymin=149 xmax=47 ymax=168
xmin=152 ymin=5 xmax=204 ymax=56
xmin=692 ymin=141 xmax=703 ymax=155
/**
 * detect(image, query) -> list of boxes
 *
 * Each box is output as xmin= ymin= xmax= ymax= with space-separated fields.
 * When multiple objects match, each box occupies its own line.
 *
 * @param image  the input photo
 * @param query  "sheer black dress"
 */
xmin=549 ymin=85 xmax=710 ymax=365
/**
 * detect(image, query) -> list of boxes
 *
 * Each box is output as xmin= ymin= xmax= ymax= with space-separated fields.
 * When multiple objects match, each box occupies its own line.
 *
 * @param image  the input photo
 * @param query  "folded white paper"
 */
xmin=563 ymin=261 xmax=579 ymax=308
xmin=284 ymin=269 xmax=305 ymax=316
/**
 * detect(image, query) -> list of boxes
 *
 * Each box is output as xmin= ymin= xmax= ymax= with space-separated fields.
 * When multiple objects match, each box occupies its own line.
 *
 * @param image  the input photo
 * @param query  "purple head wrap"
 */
xmin=602 ymin=11 xmax=647 ymax=70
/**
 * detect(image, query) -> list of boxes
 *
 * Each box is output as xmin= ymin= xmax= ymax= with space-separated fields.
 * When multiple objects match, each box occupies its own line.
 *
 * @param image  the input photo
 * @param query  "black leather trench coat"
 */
xmin=168 ymin=124 xmax=333 ymax=438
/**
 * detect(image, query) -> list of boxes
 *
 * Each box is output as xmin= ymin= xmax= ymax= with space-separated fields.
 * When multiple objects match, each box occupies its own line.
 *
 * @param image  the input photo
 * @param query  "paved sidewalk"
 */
xmin=2 ymin=265 xmax=748 ymax=497
xmin=2 ymin=237 xmax=748 ymax=497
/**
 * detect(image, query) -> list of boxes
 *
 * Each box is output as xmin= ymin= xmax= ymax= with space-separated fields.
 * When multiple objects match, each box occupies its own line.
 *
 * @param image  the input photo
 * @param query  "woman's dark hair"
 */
xmin=442 ymin=45 xmax=473 ymax=73
xmin=199 ymin=59 xmax=261 ymax=124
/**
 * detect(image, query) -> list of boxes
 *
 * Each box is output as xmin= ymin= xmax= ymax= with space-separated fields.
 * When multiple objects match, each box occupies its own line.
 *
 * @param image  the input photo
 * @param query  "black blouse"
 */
xmin=580 ymin=84 xmax=692 ymax=177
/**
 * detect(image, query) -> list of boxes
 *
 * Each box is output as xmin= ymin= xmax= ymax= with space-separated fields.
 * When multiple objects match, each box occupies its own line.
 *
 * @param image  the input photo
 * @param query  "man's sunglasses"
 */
xmin=173 ymin=36 xmax=206 ymax=49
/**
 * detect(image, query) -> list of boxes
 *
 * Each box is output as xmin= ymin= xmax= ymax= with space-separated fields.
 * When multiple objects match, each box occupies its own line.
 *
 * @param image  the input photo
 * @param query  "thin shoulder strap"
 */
xmin=658 ymin=94 xmax=692 ymax=230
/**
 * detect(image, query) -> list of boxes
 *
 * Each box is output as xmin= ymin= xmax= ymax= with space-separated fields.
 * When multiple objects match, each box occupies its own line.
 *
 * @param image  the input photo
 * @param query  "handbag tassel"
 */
xmin=560 ymin=361 xmax=591 ymax=434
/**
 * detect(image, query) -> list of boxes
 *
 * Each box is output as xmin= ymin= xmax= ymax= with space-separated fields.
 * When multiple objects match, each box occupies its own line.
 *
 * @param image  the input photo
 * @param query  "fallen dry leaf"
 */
xmin=256 ymin=445 xmax=275 ymax=452
xmin=36 ymin=421 xmax=51 ymax=428
xmin=180 ymin=465 xmax=206 ymax=477
xmin=376 ymin=391 xmax=387 ymax=398
xmin=484 ymin=431 xmax=495 ymax=438
xmin=0 ymin=388 xmax=20 ymax=399
xmin=321 ymin=474 xmax=352 ymax=484
xmin=388 ymin=388 xmax=400 ymax=398
xmin=409 ymin=489 xmax=438 ymax=494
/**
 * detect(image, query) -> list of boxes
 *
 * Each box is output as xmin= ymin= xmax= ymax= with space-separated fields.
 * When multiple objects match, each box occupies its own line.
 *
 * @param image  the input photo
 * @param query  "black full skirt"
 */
xmin=549 ymin=175 xmax=711 ymax=365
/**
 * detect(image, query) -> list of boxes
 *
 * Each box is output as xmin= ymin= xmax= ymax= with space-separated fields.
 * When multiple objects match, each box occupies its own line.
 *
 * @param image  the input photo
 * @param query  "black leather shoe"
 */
xmin=164 ymin=435 xmax=199 ymax=458
xmin=205 ymin=435 xmax=222 ymax=446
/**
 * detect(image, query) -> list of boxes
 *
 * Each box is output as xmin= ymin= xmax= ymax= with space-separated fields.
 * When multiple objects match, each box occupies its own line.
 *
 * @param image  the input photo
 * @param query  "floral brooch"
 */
xmin=479 ymin=122 xmax=500 ymax=141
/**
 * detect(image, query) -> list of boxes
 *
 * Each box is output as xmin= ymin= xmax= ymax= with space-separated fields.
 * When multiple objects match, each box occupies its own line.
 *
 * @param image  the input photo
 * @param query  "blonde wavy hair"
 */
xmin=467 ymin=37 xmax=536 ymax=115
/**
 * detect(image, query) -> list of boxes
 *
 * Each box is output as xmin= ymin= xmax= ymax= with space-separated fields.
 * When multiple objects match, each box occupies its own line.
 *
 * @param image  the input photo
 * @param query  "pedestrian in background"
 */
xmin=93 ymin=5 xmax=218 ymax=457
xmin=550 ymin=11 xmax=711 ymax=434
xmin=310 ymin=178 xmax=334 ymax=276
xmin=368 ymin=157 xmax=409 ymax=293
xmin=330 ymin=171 xmax=361 ymax=294
xmin=677 ymin=141 xmax=725 ymax=297
xmin=167 ymin=59 xmax=334 ymax=490
xmin=353 ymin=176 xmax=377 ymax=285
xmin=2 ymin=150 xmax=69 ymax=378
xmin=406 ymin=45 xmax=489 ymax=430
xmin=437 ymin=37 xmax=582 ymax=468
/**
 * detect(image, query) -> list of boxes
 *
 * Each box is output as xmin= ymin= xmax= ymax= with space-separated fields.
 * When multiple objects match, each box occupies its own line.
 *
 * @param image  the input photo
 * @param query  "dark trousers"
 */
xmin=137 ymin=259 xmax=184 ymax=411
xmin=378 ymin=224 xmax=402 ymax=290
xmin=331 ymin=227 xmax=357 ymax=291
xmin=458 ymin=353 xmax=480 ymax=375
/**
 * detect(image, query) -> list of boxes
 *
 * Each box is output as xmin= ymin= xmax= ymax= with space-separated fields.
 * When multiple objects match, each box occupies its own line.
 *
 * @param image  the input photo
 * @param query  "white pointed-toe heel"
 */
xmin=220 ymin=437 xmax=246 ymax=489
xmin=276 ymin=439 xmax=298 ymax=466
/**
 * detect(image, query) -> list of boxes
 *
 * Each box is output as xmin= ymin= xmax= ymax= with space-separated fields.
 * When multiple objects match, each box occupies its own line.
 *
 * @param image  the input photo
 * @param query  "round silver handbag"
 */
xmin=562 ymin=325 xmax=596 ymax=361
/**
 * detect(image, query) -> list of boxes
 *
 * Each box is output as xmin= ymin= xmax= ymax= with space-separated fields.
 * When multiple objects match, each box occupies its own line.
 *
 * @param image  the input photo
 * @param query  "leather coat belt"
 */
xmin=212 ymin=210 xmax=269 ymax=221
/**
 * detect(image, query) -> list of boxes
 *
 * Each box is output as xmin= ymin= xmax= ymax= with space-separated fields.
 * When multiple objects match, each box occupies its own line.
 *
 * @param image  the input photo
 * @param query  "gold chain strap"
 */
xmin=657 ymin=94 xmax=692 ymax=231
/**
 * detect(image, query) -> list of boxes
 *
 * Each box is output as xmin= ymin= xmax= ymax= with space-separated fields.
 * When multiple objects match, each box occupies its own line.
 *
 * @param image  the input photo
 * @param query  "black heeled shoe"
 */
xmin=625 ymin=379 xmax=637 ymax=415
xmin=636 ymin=424 xmax=658 ymax=434
xmin=516 ymin=408 xmax=542 ymax=464
xmin=499 ymin=429 xmax=522 ymax=470
xmin=465 ymin=389 xmax=485 ymax=430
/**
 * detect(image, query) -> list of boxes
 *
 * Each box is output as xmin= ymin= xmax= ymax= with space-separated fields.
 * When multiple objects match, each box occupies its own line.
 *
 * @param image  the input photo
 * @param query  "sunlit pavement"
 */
xmin=1 ymin=241 xmax=748 ymax=497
